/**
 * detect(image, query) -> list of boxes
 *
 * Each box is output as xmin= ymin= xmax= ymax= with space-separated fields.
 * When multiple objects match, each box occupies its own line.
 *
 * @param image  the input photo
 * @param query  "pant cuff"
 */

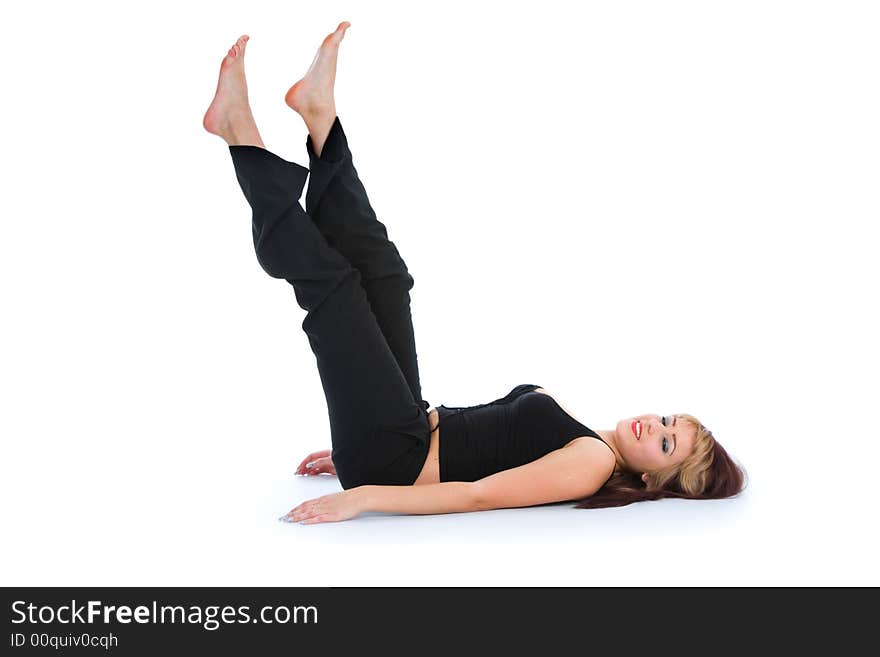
xmin=305 ymin=115 xmax=347 ymax=164
xmin=304 ymin=116 xmax=349 ymax=214
xmin=228 ymin=145 xmax=310 ymax=205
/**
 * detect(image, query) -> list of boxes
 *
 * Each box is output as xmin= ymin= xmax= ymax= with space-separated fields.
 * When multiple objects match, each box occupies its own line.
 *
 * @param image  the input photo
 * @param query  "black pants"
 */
xmin=229 ymin=117 xmax=431 ymax=489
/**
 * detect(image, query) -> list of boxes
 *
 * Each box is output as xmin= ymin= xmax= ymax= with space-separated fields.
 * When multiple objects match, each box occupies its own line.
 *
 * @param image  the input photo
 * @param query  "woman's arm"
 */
xmin=470 ymin=438 xmax=615 ymax=510
xmin=359 ymin=437 xmax=613 ymax=516
xmin=360 ymin=438 xmax=612 ymax=514
xmin=360 ymin=481 xmax=480 ymax=516
xmin=283 ymin=438 xmax=615 ymax=523
xmin=281 ymin=482 xmax=479 ymax=524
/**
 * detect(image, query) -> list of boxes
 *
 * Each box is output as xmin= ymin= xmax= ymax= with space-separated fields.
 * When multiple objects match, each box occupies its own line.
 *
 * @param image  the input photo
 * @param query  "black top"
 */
xmin=436 ymin=384 xmax=614 ymax=483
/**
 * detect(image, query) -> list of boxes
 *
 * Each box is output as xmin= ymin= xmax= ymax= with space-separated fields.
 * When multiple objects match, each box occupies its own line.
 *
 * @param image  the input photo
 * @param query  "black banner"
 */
xmin=1 ymin=587 xmax=872 ymax=653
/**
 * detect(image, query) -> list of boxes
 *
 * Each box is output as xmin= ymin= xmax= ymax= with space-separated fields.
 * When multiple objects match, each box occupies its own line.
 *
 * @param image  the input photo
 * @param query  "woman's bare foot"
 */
xmin=203 ymin=35 xmax=265 ymax=147
xmin=285 ymin=21 xmax=351 ymax=157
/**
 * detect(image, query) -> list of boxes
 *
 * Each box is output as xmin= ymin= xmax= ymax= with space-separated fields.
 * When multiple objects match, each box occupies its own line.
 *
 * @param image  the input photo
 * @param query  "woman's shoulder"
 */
xmin=564 ymin=436 xmax=617 ymax=479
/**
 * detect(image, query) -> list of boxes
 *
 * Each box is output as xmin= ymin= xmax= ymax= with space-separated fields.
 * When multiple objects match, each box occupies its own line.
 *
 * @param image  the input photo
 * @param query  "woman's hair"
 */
xmin=575 ymin=413 xmax=746 ymax=509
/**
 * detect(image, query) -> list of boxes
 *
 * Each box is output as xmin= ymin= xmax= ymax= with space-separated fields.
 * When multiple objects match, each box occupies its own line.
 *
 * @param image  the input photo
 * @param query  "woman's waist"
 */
xmin=412 ymin=407 xmax=441 ymax=485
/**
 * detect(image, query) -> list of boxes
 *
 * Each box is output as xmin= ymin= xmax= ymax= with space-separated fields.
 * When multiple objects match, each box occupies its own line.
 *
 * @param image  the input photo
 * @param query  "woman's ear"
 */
xmin=641 ymin=473 xmax=648 ymax=484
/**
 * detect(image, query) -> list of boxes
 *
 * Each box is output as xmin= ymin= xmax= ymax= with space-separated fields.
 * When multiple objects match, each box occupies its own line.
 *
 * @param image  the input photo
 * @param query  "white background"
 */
xmin=2 ymin=1 xmax=877 ymax=586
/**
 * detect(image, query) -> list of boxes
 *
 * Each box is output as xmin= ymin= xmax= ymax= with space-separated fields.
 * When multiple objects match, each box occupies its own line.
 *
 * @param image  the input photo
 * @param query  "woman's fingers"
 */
xmin=303 ymin=459 xmax=327 ymax=475
xmin=295 ymin=449 xmax=332 ymax=474
xmin=279 ymin=512 xmax=335 ymax=525
xmin=301 ymin=457 xmax=324 ymax=475
xmin=313 ymin=457 xmax=335 ymax=475
xmin=279 ymin=490 xmax=359 ymax=524
xmin=300 ymin=449 xmax=330 ymax=465
xmin=296 ymin=455 xmax=336 ymax=476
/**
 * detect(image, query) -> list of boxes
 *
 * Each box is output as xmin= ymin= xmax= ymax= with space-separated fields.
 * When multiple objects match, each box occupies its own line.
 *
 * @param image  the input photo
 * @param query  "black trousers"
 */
xmin=229 ymin=117 xmax=431 ymax=489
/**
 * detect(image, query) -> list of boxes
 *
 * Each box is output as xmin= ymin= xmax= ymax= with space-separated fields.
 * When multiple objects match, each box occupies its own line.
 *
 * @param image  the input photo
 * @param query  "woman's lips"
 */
xmin=631 ymin=420 xmax=641 ymax=440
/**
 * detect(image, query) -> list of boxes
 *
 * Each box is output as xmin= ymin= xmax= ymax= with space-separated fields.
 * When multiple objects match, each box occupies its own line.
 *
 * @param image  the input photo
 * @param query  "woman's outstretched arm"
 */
xmin=361 ymin=482 xmax=480 ymax=516
xmin=280 ymin=482 xmax=480 ymax=524
xmin=281 ymin=439 xmax=615 ymax=524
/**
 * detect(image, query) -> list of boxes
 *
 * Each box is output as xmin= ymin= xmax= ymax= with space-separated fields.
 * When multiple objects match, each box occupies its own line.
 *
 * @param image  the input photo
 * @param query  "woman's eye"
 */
xmin=661 ymin=416 xmax=667 ymax=426
xmin=662 ymin=437 xmax=669 ymax=453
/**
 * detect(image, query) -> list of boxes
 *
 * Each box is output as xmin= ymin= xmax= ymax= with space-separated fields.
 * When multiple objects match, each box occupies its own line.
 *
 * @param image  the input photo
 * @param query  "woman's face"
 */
xmin=614 ymin=414 xmax=697 ymax=477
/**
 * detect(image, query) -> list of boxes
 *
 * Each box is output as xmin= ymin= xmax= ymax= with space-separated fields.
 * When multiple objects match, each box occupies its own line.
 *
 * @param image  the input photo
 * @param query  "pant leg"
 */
xmin=228 ymin=145 xmax=430 ymax=488
xmin=304 ymin=117 xmax=428 ymax=412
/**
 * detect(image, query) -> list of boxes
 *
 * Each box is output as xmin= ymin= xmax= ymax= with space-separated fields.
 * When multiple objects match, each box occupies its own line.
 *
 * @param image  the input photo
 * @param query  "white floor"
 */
xmin=4 ymin=451 xmax=875 ymax=586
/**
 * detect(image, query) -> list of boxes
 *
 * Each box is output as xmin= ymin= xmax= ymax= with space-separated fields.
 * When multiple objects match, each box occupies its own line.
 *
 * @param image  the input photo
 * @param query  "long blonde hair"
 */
xmin=575 ymin=414 xmax=746 ymax=509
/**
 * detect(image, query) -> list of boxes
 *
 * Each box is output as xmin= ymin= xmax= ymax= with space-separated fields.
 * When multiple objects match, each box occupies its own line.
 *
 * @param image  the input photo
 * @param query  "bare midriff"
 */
xmin=411 ymin=388 xmax=552 ymax=486
xmin=412 ymin=408 xmax=441 ymax=485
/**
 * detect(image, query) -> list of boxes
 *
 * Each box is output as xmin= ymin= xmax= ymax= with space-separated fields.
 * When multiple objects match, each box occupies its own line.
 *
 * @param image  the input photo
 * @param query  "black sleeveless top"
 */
xmin=435 ymin=384 xmax=614 ymax=483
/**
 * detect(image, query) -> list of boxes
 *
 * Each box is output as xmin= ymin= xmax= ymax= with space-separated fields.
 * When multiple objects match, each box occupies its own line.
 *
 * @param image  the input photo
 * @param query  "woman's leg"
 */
xmin=304 ymin=118 xmax=427 ymax=410
xmin=286 ymin=23 xmax=428 ymax=411
xmin=203 ymin=33 xmax=430 ymax=489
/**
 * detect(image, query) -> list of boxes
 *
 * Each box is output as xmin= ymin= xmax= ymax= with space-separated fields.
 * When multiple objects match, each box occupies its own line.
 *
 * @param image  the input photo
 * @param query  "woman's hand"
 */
xmin=279 ymin=488 xmax=366 ymax=525
xmin=295 ymin=449 xmax=337 ymax=477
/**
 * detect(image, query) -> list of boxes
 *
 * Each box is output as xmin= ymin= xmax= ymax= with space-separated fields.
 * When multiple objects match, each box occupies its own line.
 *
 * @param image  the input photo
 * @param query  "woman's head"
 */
xmin=612 ymin=414 xmax=699 ymax=481
xmin=578 ymin=413 xmax=745 ymax=509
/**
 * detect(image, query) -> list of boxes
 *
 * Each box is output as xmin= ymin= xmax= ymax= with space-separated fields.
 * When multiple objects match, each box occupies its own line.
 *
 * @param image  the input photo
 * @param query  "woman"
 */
xmin=203 ymin=22 xmax=746 ymax=524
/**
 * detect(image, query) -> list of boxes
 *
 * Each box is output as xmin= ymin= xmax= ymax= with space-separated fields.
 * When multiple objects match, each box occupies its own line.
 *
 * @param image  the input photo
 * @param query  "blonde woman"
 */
xmin=203 ymin=22 xmax=746 ymax=524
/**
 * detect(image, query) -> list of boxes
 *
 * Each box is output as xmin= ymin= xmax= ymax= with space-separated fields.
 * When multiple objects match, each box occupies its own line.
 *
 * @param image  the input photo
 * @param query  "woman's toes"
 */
xmin=323 ymin=21 xmax=350 ymax=47
xmin=228 ymin=36 xmax=248 ymax=58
